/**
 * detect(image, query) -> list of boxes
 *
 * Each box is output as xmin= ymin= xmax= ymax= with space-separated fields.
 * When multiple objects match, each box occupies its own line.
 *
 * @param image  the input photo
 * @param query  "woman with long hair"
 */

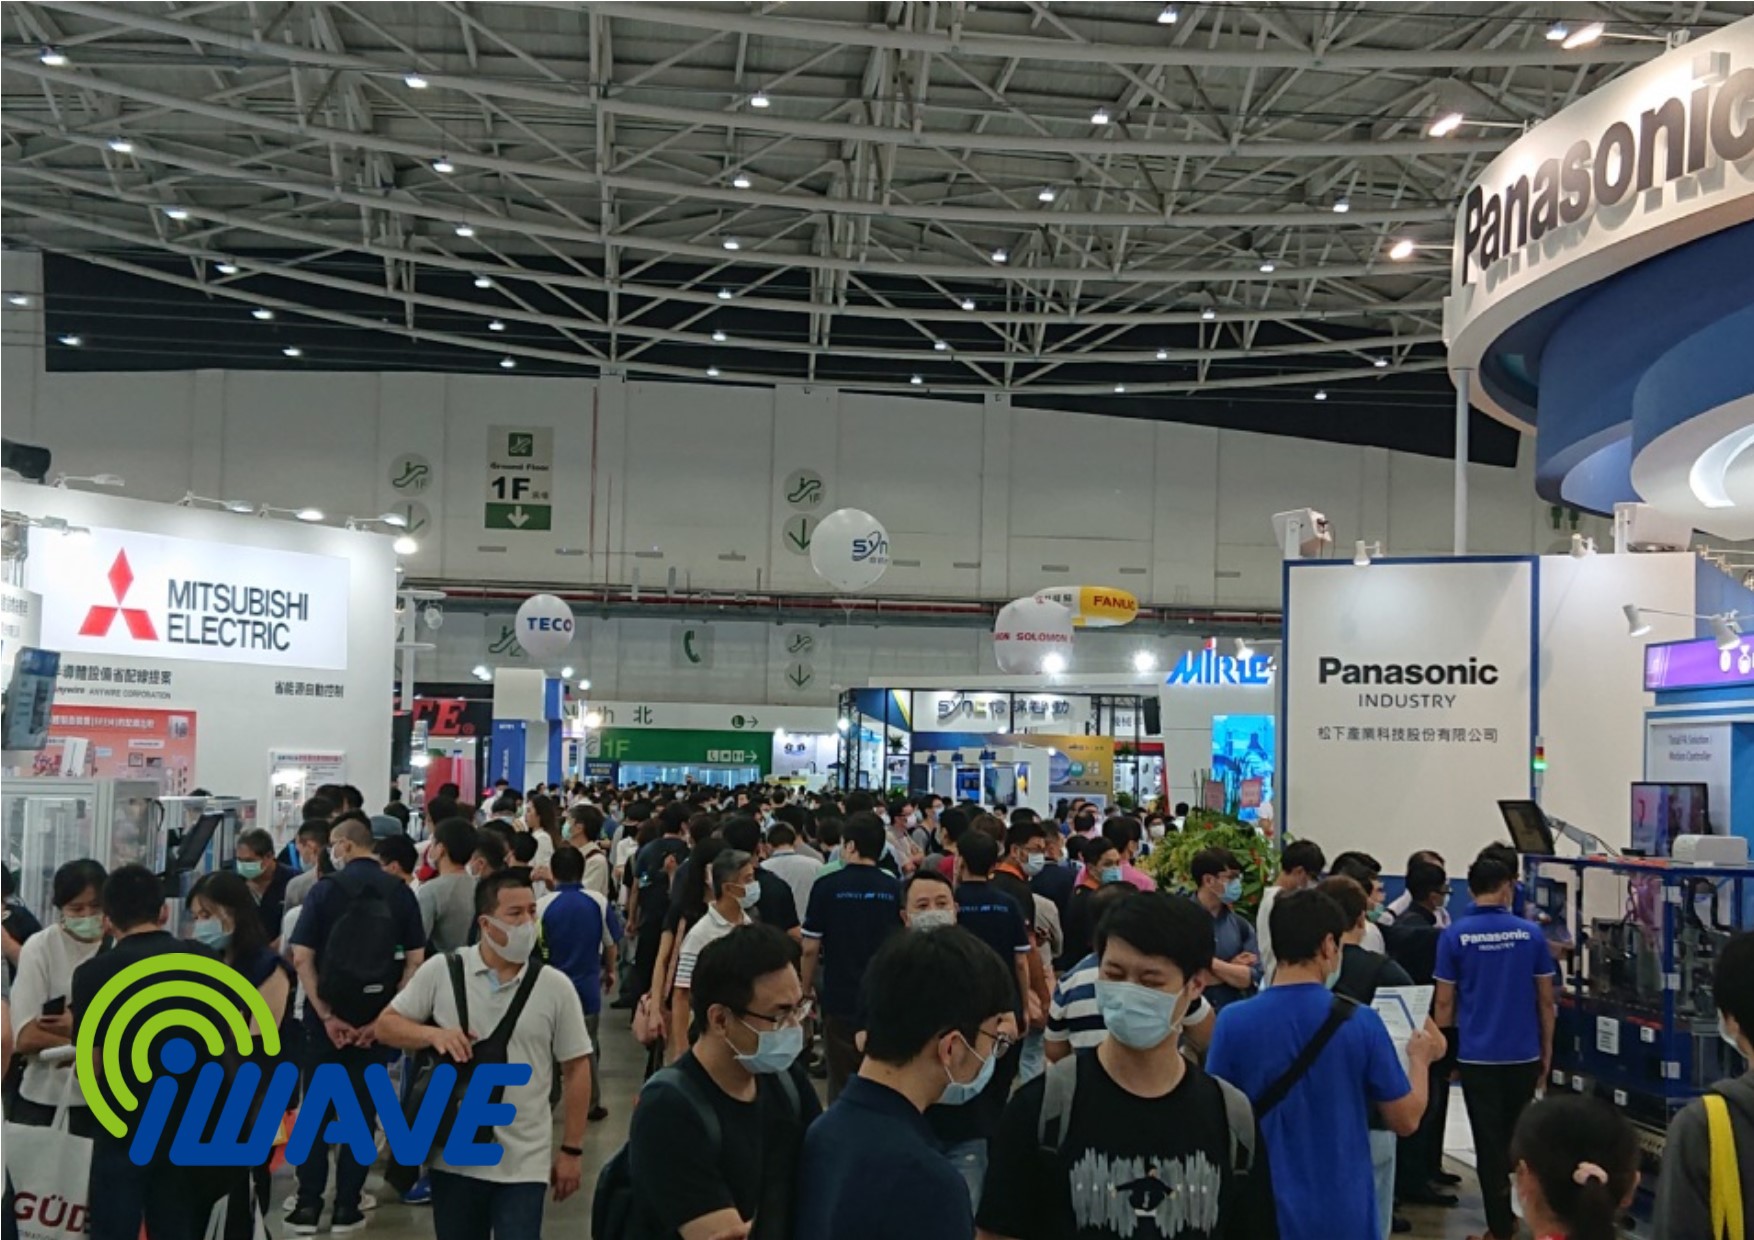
xmin=523 ymin=791 xmax=561 ymax=875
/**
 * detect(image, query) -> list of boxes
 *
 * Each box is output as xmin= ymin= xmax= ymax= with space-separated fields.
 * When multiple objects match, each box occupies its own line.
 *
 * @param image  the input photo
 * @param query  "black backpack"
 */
xmin=316 ymin=869 xmax=405 ymax=1026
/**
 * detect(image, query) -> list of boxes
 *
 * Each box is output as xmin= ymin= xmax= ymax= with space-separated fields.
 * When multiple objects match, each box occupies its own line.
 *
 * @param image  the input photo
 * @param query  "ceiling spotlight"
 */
xmin=722 ymin=237 xmax=741 ymax=251
xmin=455 ymin=224 xmax=476 ymax=237
xmin=1201 ymin=307 xmax=1217 ymax=321
xmin=1038 ymin=187 xmax=1057 ymax=203
xmin=1623 ymin=604 xmax=1652 ymax=638
xmin=961 ymin=297 xmax=977 ymax=311
xmin=1091 ymin=107 xmax=1111 ymax=125
xmin=1132 ymin=650 xmax=1158 ymax=672
xmin=282 ymin=346 xmax=303 ymax=358
xmin=1234 ymin=637 xmax=1255 ymax=660
xmin=1546 ymin=22 xmax=1569 ymax=41
xmin=404 ymin=72 xmax=429 ymax=89
xmin=931 ymin=339 xmax=950 ymax=353
xmin=732 ymin=173 xmax=752 ymax=189
xmin=1711 ymin=613 xmax=1742 ymax=652
xmin=7 ymin=294 xmax=30 ymax=307
xmin=717 ymin=287 xmax=734 ymax=300
xmin=163 ymin=206 xmax=189 ymax=220
xmin=39 ymin=47 xmax=68 ymax=67
xmin=1156 ymin=348 xmax=1169 ymax=361
xmin=295 ymin=507 xmax=324 ymax=523
xmin=836 ymin=716 xmax=850 ymax=732
xmin=252 ymin=307 xmax=274 ymax=320
xmin=1332 ymin=197 xmax=1350 ymax=213
xmin=560 ymin=666 xmax=575 ymax=679
xmin=58 ymin=334 xmax=82 ymax=347
xmin=474 ymin=275 xmax=493 ymax=289
xmin=500 ymin=356 xmax=517 ymax=369
xmin=393 ymin=534 xmax=418 ymax=555
xmin=749 ymin=90 xmax=771 ymax=108
xmin=711 ymin=329 xmax=727 ymax=342
xmin=1041 ymin=652 xmax=1068 ymax=675
xmin=1259 ymin=260 xmax=1277 ymax=273
xmin=1428 ymin=111 xmax=1465 ymax=137
xmin=432 ymin=157 xmax=455 ymax=174
xmin=108 ymin=137 xmax=134 ymax=154
xmin=215 ymin=261 xmax=239 ymax=275
xmin=1353 ymin=539 xmax=1383 ymax=566
xmin=991 ymin=247 xmax=1009 ymax=263
xmin=1373 ymin=356 xmax=1390 ymax=368
xmin=225 ymin=500 xmax=255 ymax=514
xmin=1388 ymin=238 xmax=1416 ymax=260
xmin=577 ymin=678 xmax=592 ymax=691
xmin=707 ymin=365 xmax=722 ymax=377
xmin=488 ymin=319 xmax=506 ymax=331
xmin=1315 ymin=389 xmax=1329 ymax=401
xmin=910 ymin=374 xmax=923 ymax=385
xmin=1562 ymin=21 xmax=1605 ymax=50
xmin=1157 ymin=4 xmax=1179 ymax=23
xmin=1113 ymin=383 xmax=1127 ymax=394
xmin=1569 ymin=533 xmax=1597 ymax=558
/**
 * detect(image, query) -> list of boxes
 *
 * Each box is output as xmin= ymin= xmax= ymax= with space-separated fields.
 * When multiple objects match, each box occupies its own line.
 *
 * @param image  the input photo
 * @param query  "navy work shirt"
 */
xmin=288 ymin=858 xmax=425 ymax=1034
xmin=801 ymin=863 xmax=901 ymax=1022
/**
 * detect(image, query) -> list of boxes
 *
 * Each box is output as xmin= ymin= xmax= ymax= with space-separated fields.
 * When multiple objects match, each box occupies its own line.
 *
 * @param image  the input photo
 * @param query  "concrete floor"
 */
xmin=263 ymin=1011 xmax=1494 ymax=1239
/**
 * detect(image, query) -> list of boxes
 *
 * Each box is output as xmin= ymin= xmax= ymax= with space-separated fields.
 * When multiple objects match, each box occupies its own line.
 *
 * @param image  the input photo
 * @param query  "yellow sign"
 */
xmin=1036 ymin=586 xmax=1138 ymax=628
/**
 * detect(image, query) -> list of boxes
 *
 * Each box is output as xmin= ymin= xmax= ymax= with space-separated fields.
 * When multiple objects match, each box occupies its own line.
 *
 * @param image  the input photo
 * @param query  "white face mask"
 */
xmin=909 ymin=908 xmax=955 ymax=931
xmin=486 ymin=916 xmax=537 ymax=964
xmin=329 ymin=844 xmax=348 ymax=869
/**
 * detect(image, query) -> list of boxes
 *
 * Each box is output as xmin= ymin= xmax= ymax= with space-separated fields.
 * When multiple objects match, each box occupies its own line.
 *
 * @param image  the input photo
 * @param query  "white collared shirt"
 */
xmin=672 ymin=904 xmax=749 ymax=991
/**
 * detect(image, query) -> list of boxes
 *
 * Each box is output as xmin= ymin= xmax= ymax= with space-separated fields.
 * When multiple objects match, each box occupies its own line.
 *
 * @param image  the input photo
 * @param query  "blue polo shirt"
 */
xmin=953 ymin=881 xmax=1030 ymax=1017
xmin=540 ymin=883 xmax=623 ymax=1016
xmin=794 ymin=1076 xmax=972 ymax=1240
xmin=1206 ymin=904 xmax=1262 ymax=1009
xmin=1435 ymin=904 xmax=1555 ymax=1064
xmin=801 ymin=863 xmax=901 ymax=1022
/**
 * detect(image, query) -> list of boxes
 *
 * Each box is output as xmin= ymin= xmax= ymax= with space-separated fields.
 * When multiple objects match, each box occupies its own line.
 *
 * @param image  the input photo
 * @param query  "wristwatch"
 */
xmin=560 ymin=1144 xmax=583 ymax=1157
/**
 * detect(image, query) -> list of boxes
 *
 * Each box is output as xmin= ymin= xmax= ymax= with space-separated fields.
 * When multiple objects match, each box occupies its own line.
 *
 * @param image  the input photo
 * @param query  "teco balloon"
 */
xmin=514 ymin=593 xmax=575 ymax=661
xmin=810 ymin=508 xmax=891 ymax=591
xmin=993 ymin=595 xmax=1074 ymax=674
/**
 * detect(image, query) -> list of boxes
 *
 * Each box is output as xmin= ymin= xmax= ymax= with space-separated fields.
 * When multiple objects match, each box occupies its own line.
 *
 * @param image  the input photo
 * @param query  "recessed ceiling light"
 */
xmin=1200 ymin=307 xmax=1217 ymax=321
xmin=1373 ymin=356 xmax=1390 ymax=369
xmin=1314 ymin=389 xmax=1329 ymax=401
xmin=1546 ymin=22 xmax=1569 ymax=41
xmin=58 ymin=334 xmax=82 ymax=346
xmin=1038 ymin=187 xmax=1057 ymax=203
xmin=489 ymin=319 xmax=506 ymax=331
xmin=707 ymin=365 xmax=722 ymax=377
xmin=455 ymin=224 xmax=476 ymax=237
xmin=163 ymin=206 xmax=189 ymax=220
xmin=7 ymin=294 xmax=30 ymax=307
xmin=474 ymin=275 xmax=493 ymax=289
xmin=711 ymin=329 xmax=727 ymax=342
xmin=910 ymin=374 xmax=923 ymax=385
xmin=1428 ymin=111 xmax=1464 ymax=137
xmin=432 ymin=157 xmax=455 ymax=174
xmin=215 ymin=261 xmax=239 ymax=275
xmin=404 ymin=72 xmax=429 ymax=89
xmin=39 ymin=47 xmax=67 ymax=67
xmin=992 ymin=247 xmax=1008 ymax=263
xmin=1259 ymin=260 xmax=1277 ymax=273
xmin=1113 ymin=384 xmax=1127 ymax=394
xmin=499 ymin=357 xmax=516 ymax=369
xmin=108 ymin=137 xmax=134 ymax=154
xmin=1332 ymin=197 xmax=1350 ymax=213
xmin=731 ymin=173 xmax=752 ymax=189
xmin=718 ymin=287 xmax=734 ymax=300
xmin=749 ymin=91 xmax=771 ymax=109
xmin=722 ymin=237 xmax=741 ymax=250
xmin=1091 ymin=107 xmax=1111 ymax=125
xmin=252 ymin=307 xmax=274 ymax=320
xmin=960 ymin=297 xmax=976 ymax=311
xmin=282 ymin=346 xmax=303 ymax=358
xmin=1157 ymin=4 xmax=1179 ymax=23
xmin=933 ymin=339 xmax=950 ymax=352
xmin=1156 ymin=348 xmax=1169 ymax=361
xmin=1388 ymin=238 xmax=1416 ymax=260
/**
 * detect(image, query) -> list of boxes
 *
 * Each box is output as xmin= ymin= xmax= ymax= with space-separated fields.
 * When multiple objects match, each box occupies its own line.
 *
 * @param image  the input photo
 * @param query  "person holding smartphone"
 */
xmin=9 ymin=859 xmax=107 ymax=1136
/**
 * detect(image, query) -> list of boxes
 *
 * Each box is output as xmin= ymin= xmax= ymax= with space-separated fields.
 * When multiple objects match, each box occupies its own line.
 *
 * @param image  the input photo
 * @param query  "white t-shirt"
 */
xmin=1257 ymin=884 xmax=1285 ymax=984
xmin=673 ymin=905 xmax=748 ymax=991
xmin=9 ymin=926 xmax=103 ymax=1106
xmin=761 ymin=850 xmax=824 ymax=919
xmin=389 ymin=946 xmax=593 ymax=1184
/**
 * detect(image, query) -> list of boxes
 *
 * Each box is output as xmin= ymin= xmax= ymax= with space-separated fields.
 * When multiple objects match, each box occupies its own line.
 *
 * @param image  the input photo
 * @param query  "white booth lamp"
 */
xmin=1623 ymin=603 xmax=1742 ymax=650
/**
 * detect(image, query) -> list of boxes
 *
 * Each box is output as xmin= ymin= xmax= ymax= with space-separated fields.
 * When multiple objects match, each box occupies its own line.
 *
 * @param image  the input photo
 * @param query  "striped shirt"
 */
xmin=1045 ymin=952 xmax=1213 ymax=1050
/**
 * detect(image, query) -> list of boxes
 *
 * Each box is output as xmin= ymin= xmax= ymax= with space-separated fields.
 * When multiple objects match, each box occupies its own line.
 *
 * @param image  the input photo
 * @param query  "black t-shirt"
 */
xmin=752 ymin=870 xmax=799 ymax=935
xmin=628 ymin=1050 xmax=820 ymax=1240
xmin=1031 ymin=862 xmax=1076 ymax=925
xmin=953 ymin=881 xmax=1029 ymax=1015
xmin=636 ymin=837 xmax=689 ymax=930
xmin=990 ymin=870 xmax=1038 ymax=932
xmin=978 ymin=1051 xmax=1279 ymax=1240
xmin=1061 ymin=886 xmax=1100 ymax=971
xmin=801 ymin=864 xmax=901 ymax=1021
xmin=253 ymin=864 xmax=293 ymax=944
xmin=1335 ymin=943 xmax=1414 ymax=1006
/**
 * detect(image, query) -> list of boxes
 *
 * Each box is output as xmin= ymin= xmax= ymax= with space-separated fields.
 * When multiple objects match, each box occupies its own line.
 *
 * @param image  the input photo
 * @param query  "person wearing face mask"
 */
xmin=1208 ymin=890 xmax=1443 ymax=1240
xmin=670 ymin=849 xmax=759 ymax=1051
xmin=1101 ymin=819 xmax=1158 ymax=892
xmin=1060 ymin=838 xmax=1126 ymax=971
xmin=622 ymin=924 xmax=819 ymax=1240
xmin=795 ymin=926 xmax=1018 ymax=1240
xmin=378 ymin=872 xmax=594 ymax=1240
xmin=1501 ymin=1096 xmax=1640 ymax=1240
xmin=8 ymin=858 xmax=107 ymax=1136
xmin=1254 ymin=838 xmax=1326 ymax=986
xmin=1190 ymin=847 xmax=1261 ymax=1010
xmin=977 ymin=893 xmax=1278 ymax=1240
xmin=282 ymin=817 xmax=335 ymax=912
xmin=902 ymin=869 xmax=958 ymax=931
xmin=721 ymin=816 xmax=801 ymax=944
xmin=232 ymin=827 xmax=292 ymax=947
xmin=1382 ymin=858 xmax=1459 ymax=1208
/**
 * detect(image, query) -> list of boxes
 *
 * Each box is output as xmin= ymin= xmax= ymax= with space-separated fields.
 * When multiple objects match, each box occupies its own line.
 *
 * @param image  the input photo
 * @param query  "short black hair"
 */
xmin=957 ymin=827 xmax=999 ymax=876
xmin=842 ymin=812 xmax=887 ymax=863
xmin=1330 ymin=850 xmax=1381 ymax=879
xmin=52 ymin=859 xmax=106 ymax=909
xmin=1173 ymin=802 xmax=1190 ymax=816
xmin=567 ymin=804 xmax=605 ymax=841
xmin=1269 ymin=888 xmax=1348 ymax=965
xmin=504 ymin=833 xmax=535 ymax=865
xmin=1714 ymin=930 xmax=1754 ymax=1034
xmin=474 ymin=869 xmax=532 ymax=918
xmin=1073 ymin=810 xmax=1098 ymax=835
xmin=939 ymin=806 xmax=970 ymax=843
xmin=374 ymin=835 xmax=418 ymax=873
xmin=1332 ymin=857 xmax=1379 ymax=891
xmin=720 ymin=814 xmax=762 ymax=855
xmin=1281 ymin=840 xmax=1326 ymax=878
xmin=1406 ymin=849 xmax=1445 ymax=872
xmin=491 ymin=794 xmax=520 ymax=816
xmin=1005 ymin=820 xmax=1046 ymax=851
xmin=102 ymin=864 xmax=165 ymax=930
xmin=472 ymin=835 xmax=508 ymax=873
xmin=861 ymin=925 xmax=1014 ymax=1065
xmin=301 ymin=795 xmax=335 ymax=821
xmin=550 ymin=845 xmax=585 ymax=884
xmin=1316 ymin=875 xmax=1368 ymax=926
xmin=1102 ymin=817 xmax=1142 ymax=850
xmin=1468 ymin=856 xmax=1514 ymax=896
xmin=435 ymin=818 xmax=478 ymax=866
xmin=773 ymin=804 xmax=806 ymax=832
xmin=625 ymin=799 xmax=654 ymax=824
xmin=1189 ymin=847 xmax=1239 ymax=885
xmin=816 ymin=816 xmax=843 ymax=848
xmin=689 ymin=924 xmax=800 ymax=1039
xmin=903 ymin=869 xmax=953 ymax=902
xmin=766 ymin=822 xmax=797 ymax=848
xmin=383 ymin=802 xmax=411 ymax=827
xmin=236 ymin=828 xmax=276 ymax=860
xmin=844 ymin=790 xmax=877 ymax=815
xmin=296 ymin=818 xmax=333 ymax=845
xmin=339 ymin=784 xmax=365 ymax=811
xmin=1407 ymin=859 xmax=1449 ymax=902
xmin=1095 ymin=892 xmax=1215 ymax=980
xmin=1010 ymin=808 xmax=1040 ymax=827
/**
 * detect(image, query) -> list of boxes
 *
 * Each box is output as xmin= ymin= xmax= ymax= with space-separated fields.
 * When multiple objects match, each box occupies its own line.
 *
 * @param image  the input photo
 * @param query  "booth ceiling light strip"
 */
xmin=0 ymin=0 xmax=1701 ymax=394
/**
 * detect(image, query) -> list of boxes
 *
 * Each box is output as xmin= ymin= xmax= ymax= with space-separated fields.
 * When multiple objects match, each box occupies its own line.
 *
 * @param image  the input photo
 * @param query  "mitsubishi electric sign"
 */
xmin=27 ymin=527 xmax=349 ymax=670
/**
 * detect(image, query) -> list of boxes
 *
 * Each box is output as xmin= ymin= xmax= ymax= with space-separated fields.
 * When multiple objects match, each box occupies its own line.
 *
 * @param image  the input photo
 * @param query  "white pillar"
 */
xmin=1454 ymin=368 xmax=1473 ymax=555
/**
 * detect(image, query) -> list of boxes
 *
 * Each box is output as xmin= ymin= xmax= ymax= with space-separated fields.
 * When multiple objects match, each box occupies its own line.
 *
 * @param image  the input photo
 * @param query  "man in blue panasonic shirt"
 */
xmin=1433 ymin=854 xmax=1556 ymax=1240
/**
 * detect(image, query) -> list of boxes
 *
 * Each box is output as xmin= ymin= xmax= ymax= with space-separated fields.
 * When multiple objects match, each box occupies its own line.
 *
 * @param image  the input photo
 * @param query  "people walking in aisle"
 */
xmin=1384 ymin=857 xmax=1460 ymax=1208
xmin=233 ymin=827 xmax=292 ymax=946
xmin=284 ymin=817 xmax=335 ymax=911
xmin=540 ymin=844 xmax=622 ymax=1122
xmin=378 ymin=871 xmax=593 ymax=1240
xmin=9 ymin=859 xmax=107 ymax=1135
xmin=762 ymin=821 xmax=824 ymax=918
xmin=1509 ymin=1096 xmax=1640 ymax=1240
xmin=417 ymin=819 xmax=481 ymax=955
xmin=1433 ymin=854 xmax=1556 ymax=1240
xmin=670 ymin=848 xmax=756 ymax=1055
xmin=1059 ymin=837 xmax=1123 ymax=970
xmin=563 ymin=803 xmax=614 ymax=897
xmin=720 ymin=816 xmax=801 ymax=942
xmin=1189 ymin=847 xmax=1261 ymax=1009
xmin=1255 ymin=839 xmax=1325 ymax=984
xmin=794 ymin=926 xmax=1018 ymax=1240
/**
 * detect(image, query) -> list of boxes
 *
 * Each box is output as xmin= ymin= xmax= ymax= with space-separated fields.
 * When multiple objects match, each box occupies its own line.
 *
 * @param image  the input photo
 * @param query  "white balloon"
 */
xmin=514 ymin=593 xmax=575 ymax=661
xmin=810 ymin=508 xmax=891 ymax=591
xmin=993 ymin=596 xmax=1074 ymax=673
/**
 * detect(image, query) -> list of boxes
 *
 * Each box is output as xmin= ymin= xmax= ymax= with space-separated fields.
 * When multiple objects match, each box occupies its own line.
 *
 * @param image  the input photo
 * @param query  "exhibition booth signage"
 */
xmin=587 ymin=728 xmax=771 ymax=771
xmin=1165 ymin=648 xmax=1275 ymax=687
xmin=1643 ymin=634 xmax=1754 ymax=692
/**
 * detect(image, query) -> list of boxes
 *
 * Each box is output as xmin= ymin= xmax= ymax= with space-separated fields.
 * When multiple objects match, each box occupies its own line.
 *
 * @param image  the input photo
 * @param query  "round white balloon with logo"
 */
xmin=993 ymin=595 xmax=1074 ymax=673
xmin=809 ymin=508 xmax=891 ymax=591
xmin=514 ymin=593 xmax=575 ymax=661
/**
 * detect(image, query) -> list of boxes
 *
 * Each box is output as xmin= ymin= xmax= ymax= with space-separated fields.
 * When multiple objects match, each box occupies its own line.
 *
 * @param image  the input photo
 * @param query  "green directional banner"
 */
xmin=484 ymin=503 xmax=552 ymax=531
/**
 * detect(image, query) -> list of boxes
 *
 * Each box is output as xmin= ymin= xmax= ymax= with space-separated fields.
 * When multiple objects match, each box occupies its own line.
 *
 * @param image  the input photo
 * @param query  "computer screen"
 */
xmin=1 ymin=647 xmax=60 ymax=751
xmin=1630 ymin=782 xmax=1710 ymax=857
xmin=1498 ymin=799 xmax=1555 ymax=855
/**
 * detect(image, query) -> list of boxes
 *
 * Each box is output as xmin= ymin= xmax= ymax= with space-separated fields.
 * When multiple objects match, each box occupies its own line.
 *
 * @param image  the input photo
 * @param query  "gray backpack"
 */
xmin=1035 ymin=1052 xmax=1257 ymax=1177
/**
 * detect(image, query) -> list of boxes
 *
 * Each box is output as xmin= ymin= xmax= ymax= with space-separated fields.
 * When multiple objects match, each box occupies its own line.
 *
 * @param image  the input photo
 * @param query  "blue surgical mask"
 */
xmin=736 ymin=882 xmax=761 ymax=912
xmin=236 ymin=860 xmax=265 ymax=880
xmin=62 ymin=914 xmax=103 ymax=942
xmin=734 ymin=1020 xmax=804 ymax=1075
xmin=1221 ymin=876 xmax=1243 ymax=904
xmin=1024 ymin=854 xmax=1047 ymax=876
xmin=1099 ymin=866 xmax=1124 ymax=885
xmin=1096 ymin=980 xmax=1182 ymax=1050
xmin=939 ymin=1034 xmax=996 ymax=1106
xmin=191 ymin=917 xmax=231 ymax=950
xmin=1324 ymin=959 xmax=1343 ymax=990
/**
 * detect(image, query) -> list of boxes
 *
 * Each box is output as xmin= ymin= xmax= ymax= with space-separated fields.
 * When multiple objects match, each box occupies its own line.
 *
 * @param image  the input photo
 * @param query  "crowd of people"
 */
xmin=1 ymin=779 xmax=1750 ymax=1240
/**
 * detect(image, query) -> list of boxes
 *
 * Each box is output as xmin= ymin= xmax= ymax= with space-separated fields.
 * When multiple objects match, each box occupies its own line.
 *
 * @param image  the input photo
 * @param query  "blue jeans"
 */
xmin=1368 ymin=1128 xmax=1397 ymax=1240
xmin=430 ymin=1171 xmax=546 ymax=1240
xmin=942 ymin=1138 xmax=989 ymax=1211
xmin=1016 ymin=1031 xmax=1045 ymax=1086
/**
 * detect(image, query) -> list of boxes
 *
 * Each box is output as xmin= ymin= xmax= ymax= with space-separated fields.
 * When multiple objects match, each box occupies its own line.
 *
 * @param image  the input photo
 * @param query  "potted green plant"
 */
xmin=1142 ymin=808 xmax=1277 ymax=919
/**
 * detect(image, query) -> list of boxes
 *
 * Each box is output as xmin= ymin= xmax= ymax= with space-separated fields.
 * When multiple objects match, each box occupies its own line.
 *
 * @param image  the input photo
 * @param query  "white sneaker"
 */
xmin=283 ymin=1193 xmax=377 ymax=1214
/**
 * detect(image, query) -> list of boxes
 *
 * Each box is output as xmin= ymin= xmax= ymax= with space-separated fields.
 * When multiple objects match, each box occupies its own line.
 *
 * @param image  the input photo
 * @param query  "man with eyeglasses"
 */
xmin=628 ymin=923 xmax=820 ymax=1240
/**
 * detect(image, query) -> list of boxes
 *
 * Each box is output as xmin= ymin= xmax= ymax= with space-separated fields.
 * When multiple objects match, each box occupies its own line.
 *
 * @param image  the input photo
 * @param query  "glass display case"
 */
xmin=1 ymin=779 xmax=160 ymax=923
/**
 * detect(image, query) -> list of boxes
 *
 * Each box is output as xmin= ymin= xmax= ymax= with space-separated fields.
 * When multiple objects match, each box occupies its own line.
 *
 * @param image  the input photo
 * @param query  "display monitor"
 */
xmin=1 ymin=647 xmax=60 ymax=751
xmin=1498 ymin=799 xmax=1556 ymax=855
xmin=1630 ymin=782 xmax=1710 ymax=857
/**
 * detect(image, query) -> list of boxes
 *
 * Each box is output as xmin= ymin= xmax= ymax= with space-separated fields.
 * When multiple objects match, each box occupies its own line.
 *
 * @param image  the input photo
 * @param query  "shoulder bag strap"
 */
xmin=1035 ymin=1053 xmax=1081 ymax=1155
xmin=493 ymin=958 xmax=546 ymax=1039
xmin=1214 ymin=1077 xmax=1257 ymax=1177
xmin=445 ymin=953 xmax=470 ymax=1035
xmin=1705 ymin=1093 xmax=1744 ymax=1240
xmin=1253 ymin=994 xmax=1358 ymax=1120
xmin=646 ymin=1066 xmax=722 ymax=1153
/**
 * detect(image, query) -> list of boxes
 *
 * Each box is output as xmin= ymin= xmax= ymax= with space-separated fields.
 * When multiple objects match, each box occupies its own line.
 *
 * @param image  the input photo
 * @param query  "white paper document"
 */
xmin=1371 ymin=985 xmax=1434 ymax=1073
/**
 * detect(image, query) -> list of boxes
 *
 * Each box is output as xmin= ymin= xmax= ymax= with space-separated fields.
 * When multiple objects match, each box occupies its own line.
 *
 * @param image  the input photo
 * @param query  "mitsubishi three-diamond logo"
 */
xmin=79 ymin=550 xmax=158 ymax=640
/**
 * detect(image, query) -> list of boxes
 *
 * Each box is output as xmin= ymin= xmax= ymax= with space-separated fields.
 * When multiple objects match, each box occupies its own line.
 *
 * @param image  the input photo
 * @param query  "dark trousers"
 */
xmin=295 ymin=1045 xmax=384 ymax=1213
xmin=824 ymin=1013 xmax=864 ymax=1103
xmin=1458 ymin=1060 xmax=1542 ymax=1240
xmin=1397 ymin=1037 xmax=1456 ymax=1193
xmin=88 ymin=1137 xmax=202 ymax=1240
xmin=429 ymin=1171 xmax=545 ymax=1240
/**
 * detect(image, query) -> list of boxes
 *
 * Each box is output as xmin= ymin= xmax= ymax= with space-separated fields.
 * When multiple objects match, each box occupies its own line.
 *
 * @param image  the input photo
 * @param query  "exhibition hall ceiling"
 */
xmin=1 ymin=1 xmax=1740 ymax=457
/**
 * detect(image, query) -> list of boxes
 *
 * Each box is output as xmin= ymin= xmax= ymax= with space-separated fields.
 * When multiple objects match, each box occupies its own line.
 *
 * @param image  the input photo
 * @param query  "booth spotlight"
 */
xmin=1711 ymin=613 xmax=1742 ymax=651
xmin=471 ymin=664 xmax=492 ymax=682
xmin=836 ymin=716 xmax=851 ymax=733
xmin=52 ymin=473 xmax=124 ymax=490
xmin=1132 ymin=650 xmax=1157 ymax=673
xmin=1624 ymin=604 xmax=1652 ymax=638
xmin=1622 ymin=604 xmax=1743 ymax=650
xmin=561 ymin=665 xmax=575 ymax=679
xmin=1234 ymin=637 xmax=1253 ymax=660
xmin=1569 ymin=533 xmax=1597 ymax=558
xmin=1353 ymin=539 xmax=1384 ymax=566
xmin=392 ymin=535 xmax=418 ymax=555
xmin=577 ymin=678 xmax=592 ymax=691
xmin=1041 ymin=652 xmax=1068 ymax=675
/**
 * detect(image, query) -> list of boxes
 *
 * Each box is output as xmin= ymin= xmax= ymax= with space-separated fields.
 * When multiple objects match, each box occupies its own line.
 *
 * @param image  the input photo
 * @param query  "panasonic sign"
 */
xmin=27 ymin=526 xmax=349 ymax=670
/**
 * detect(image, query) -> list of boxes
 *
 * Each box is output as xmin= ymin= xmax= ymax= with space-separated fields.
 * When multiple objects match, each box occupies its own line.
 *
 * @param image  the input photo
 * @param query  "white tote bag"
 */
xmin=4 ymin=1107 xmax=93 ymax=1240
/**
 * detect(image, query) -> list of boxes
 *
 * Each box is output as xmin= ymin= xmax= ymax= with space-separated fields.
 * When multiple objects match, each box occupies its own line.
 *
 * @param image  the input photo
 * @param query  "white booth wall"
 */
xmin=5 ymin=484 xmax=398 ymax=817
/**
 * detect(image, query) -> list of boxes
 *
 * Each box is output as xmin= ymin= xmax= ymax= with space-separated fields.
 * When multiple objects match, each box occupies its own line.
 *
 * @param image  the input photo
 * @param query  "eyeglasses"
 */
xmin=738 ymin=998 xmax=814 ymax=1028
xmin=972 ymin=1026 xmax=1015 ymax=1060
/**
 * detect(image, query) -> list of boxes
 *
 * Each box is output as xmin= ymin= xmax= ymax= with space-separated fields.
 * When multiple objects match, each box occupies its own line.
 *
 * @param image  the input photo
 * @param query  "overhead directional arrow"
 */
xmin=786 ymin=519 xmax=813 ymax=551
xmin=787 ymin=663 xmax=814 ymax=688
xmin=506 ymin=506 xmax=529 ymax=528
